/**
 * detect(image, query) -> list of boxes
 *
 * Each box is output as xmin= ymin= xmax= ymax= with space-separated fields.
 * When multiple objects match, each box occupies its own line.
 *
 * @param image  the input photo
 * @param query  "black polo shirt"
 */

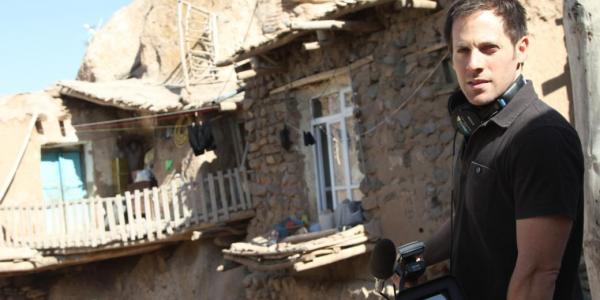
xmin=450 ymin=81 xmax=584 ymax=300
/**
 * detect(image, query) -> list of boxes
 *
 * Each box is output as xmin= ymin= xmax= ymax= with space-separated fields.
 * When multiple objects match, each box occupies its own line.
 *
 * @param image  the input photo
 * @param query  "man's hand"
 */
xmin=507 ymin=215 xmax=573 ymax=300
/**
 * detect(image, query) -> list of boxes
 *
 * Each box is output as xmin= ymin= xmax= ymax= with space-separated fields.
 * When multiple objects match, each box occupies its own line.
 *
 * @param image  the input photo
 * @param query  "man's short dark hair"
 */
xmin=444 ymin=0 xmax=528 ymax=51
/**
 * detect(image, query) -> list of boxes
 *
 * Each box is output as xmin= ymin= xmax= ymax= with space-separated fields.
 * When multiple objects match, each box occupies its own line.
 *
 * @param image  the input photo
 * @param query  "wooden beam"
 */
xmin=564 ymin=0 xmax=600 ymax=296
xmin=293 ymin=243 xmax=373 ymax=272
xmin=270 ymin=55 xmax=373 ymax=95
xmin=237 ymin=69 xmax=257 ymax=80
xmin=289 ymin=20 xmax=382 ymax=33
xmin=303 ymin=41 xmax=321 ymax=51
xmin=215 ymin=31 xmax=310 ymax=67
xmin=394 ymin=0 xmax=438 ymax=10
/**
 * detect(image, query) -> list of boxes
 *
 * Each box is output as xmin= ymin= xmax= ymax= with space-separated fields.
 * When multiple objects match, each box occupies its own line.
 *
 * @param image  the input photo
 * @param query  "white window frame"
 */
xmin=311 ymin=86 xmax=360 ymax=213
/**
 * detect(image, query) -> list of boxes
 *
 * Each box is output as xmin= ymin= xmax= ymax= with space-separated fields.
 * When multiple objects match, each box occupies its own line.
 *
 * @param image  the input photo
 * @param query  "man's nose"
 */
xmin=466 ymin=51 xmax=484 ymax=72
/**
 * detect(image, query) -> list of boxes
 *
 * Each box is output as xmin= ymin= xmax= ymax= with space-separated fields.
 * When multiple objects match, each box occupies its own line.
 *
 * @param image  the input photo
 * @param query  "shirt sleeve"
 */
xmin=510 ymin=126 xmax=583 ymax=220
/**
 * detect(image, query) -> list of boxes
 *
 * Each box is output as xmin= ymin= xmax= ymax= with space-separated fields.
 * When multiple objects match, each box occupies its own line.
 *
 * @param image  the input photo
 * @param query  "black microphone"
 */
xmin=370 ymin=239 xmax=397 ymax=292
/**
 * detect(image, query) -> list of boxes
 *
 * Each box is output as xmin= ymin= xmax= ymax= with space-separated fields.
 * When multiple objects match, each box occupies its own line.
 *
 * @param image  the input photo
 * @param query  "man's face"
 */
xmin=451 ymin=10 xmax=528 ymax=106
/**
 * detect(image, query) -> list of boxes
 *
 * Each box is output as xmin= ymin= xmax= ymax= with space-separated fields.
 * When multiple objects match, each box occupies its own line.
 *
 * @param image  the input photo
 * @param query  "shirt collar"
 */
xmin=489 ymin=81 xmax=537 ymax=128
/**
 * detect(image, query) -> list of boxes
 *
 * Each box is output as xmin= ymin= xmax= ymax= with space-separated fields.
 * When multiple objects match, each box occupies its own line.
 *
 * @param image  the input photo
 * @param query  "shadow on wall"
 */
xmin=541 ymin=62 xmax=574 ymax=122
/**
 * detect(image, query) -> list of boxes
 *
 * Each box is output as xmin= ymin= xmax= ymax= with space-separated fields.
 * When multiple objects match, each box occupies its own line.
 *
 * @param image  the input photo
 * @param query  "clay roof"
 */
xmin=57 ymin=79 xmax=183 ymax=112
xmin=56 ymin=79 xmax=244 ymax=113
xmin=217 ymin=0 xmax=400 ymax=66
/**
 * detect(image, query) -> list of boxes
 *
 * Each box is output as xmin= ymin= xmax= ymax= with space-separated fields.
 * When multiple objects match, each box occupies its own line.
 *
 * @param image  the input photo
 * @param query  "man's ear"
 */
xmin=516 ymin=35 xmax=529 ymax=65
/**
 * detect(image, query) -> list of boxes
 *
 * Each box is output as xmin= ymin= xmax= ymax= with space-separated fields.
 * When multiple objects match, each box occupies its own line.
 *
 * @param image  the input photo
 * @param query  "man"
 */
xmin=421 ymin=1 xmax=584 ymax=299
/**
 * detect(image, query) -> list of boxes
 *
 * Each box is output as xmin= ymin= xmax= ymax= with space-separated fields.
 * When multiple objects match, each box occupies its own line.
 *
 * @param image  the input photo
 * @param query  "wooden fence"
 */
xmin=0 ymin=168 xmax=252 ymax=251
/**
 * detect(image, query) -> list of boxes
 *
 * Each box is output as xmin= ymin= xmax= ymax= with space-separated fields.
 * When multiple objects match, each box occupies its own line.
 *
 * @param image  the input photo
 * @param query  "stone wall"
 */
xmin=243 ymin=86 xmax=310 ymax=238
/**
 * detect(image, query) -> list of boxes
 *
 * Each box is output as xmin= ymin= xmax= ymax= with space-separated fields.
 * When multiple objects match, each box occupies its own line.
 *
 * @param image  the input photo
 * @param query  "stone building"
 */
xmin=217 ymin=0 xmax=573 ymax=299
xmin=0 ymin=0 xmax=576 ymax=299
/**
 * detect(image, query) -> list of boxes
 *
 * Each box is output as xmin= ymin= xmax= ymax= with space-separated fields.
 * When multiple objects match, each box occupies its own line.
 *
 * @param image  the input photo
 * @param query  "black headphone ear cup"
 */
xmin=447 ymin=91 xmax=464 ymax=116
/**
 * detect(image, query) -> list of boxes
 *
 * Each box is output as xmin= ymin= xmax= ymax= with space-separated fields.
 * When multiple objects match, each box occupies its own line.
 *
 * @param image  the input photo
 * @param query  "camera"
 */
xmin=396 ymin=241 xmax=427 ymax=289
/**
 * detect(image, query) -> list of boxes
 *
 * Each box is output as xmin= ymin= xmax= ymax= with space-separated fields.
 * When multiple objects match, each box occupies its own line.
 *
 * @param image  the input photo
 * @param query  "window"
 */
xmin=312 ymin=87 xmax=364 ymax=213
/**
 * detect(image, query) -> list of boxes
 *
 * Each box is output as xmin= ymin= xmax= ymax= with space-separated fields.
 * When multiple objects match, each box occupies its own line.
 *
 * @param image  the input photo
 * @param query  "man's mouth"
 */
xmin=468 ymin=79 xmax=490 ymax=88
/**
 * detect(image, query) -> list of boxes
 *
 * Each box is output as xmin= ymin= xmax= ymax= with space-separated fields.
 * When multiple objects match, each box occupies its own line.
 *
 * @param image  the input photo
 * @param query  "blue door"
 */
xmin=41 ymin=149 xmax=88 ymax=234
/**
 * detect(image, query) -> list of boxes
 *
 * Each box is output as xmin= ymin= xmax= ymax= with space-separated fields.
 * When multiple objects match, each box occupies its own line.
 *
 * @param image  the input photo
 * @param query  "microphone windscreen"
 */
xmin=370 ymin=238 xmax=397 ymax=279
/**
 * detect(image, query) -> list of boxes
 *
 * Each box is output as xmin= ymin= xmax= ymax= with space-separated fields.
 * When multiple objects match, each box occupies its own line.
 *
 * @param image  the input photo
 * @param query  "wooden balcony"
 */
xmin=0 ymin=168 xmax=254 ymax=274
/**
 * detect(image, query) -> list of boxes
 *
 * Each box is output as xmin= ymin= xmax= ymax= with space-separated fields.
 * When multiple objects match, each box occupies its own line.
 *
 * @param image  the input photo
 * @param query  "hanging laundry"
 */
xmin=187 ymin=121 xmax=217 ymax=156
xmin=303 ymin=131 xmax=316 ymax=146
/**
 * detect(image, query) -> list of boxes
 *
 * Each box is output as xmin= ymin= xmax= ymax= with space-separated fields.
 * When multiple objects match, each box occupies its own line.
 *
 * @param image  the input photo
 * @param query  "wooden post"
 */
xmin=134 ymin=190 xmax=143 ymax=239
xmin=115 ymin=195 xmax=127 ymax=242
xmin=564 ymin=0 xmax=600 ymax=295
xmin=152 ymin=187 xmax=164 ymax=239
xmin=234 ymin=168 xmax=247 ymax=211
xmin=0 ymin=208 xmax=5 ymax=247
xmin=171 ymin=180 xmax=181 ymax=230
xmin=106 ymin=197 xmax=118 ymax=241
xmin=59 ymin=200 xmax=67 ymax=248
xmin=241 ymin=169 xmax=252 ymax=209
xmin=161 ymin=187 xmax=173 ymax=234
xmin=188 ymin=181 xmax=198 ymax=224
xmin=183 ymin=183 xmax=193 ymax=227
xmin=217 ymin=170 xmax=230 ymax=220
xmin=125 ymin=191 xmax=135 ymax=241
xmin=227 ymin=169 xmax=240 ymax=211
xmin=97 ymin=197 xmax=107 ymax=245
xmin=198 ymin=174 xmax=209 ymax=223
xmin=208 ymin=173 xmax=218 ymax=222
xmin=143 ymin=188 xmax=154 ymax=242
xmin=89 ymin=197 xmax=98 ymax=247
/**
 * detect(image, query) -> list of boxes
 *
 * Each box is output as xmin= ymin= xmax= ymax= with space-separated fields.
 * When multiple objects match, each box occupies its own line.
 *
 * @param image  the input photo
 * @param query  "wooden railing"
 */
xmin=0 ymin=168 xmax=252 ymax=252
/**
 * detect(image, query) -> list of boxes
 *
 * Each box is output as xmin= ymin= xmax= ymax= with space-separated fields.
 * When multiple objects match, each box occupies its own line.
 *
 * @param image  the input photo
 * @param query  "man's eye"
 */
xmin=481 ymin=45 xmax=498 ymax=54
xmin=456 ymin=48 xmax=469 ymax=54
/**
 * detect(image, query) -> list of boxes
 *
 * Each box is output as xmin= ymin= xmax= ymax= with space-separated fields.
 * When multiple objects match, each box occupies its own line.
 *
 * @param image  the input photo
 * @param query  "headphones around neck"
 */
xmin=448 ymin=74 xmax=526 ymax=136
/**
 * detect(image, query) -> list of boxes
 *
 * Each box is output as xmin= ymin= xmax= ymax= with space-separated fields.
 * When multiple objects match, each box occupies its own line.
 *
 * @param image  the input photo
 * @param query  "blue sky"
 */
xmin=0 ymin=1 xmax=132 ymax=96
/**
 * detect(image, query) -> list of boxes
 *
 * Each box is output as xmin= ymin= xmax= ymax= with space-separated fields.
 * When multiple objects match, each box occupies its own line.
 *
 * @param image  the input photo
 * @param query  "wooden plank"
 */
xmin=280 ymin=228 xmax=338 ymax=244
xmin=303 ymin=41 xmax=321 ymax=51
xmin=115 ymin=195 xmax=127 ymax=242
xmin=233 ymin=169 xmax=247 ymax=211
xmin=23 ymin=206 xmax=31 ymax=247
xmin=5 ymin=206 xmax=13 ymax=247
xmin=171 ymin=181 xmax=181 ymax=230
xmin=223 ymin=253 xmax=294 ymax=272
xmin=293 ymin=243 xmax=372 ymax=272
xmin=143 ymin=188 xmax=154 ymax=242
xmin=269 ymin=55 xmax=373 ymax=95
xmin=208 ymin=173 xmax=218 ymax=222
xmin=288 ymin=20 xmax=382 ymax=32
xmin=241 ymin=169 xmax=252 ymax=209
xmin=394 ymin=0 xmax=438 ymax=10
xmin=134 ymin=190 xmax=143 ymax=239
xmin=183 ymin=183 xmax=192 ymax=227
xmin=13 ymin=205 xmax=22 ymax=247
xmin=105 ymin=197 xmax=117 ymax=241
xmin=217 ymin=171 xmax=230 ymax=220
xmin=89 ymin=197 xmax=98 ymax=247
xmin=0 ymin=209 xmax=7 ymax=247
xmin=188 ymin=181 xmax=198 ymax=224
xmin=97 ymin=197 xmax=107 ymax=245
xmin=75 ymin=201 xmax=84 ymax=247
xmin=198 ymin=174 xmax=209 ymax=223
xmin=125 ymin=191 xmax=135 ymax=241
xmin=152 ymin=187 xmax=164 ymax=239
xmin=227 ymin=169 xmax=240 ymax=211
xmin=59 ymin=200 xmax=67 ymax=248
xmin=161 ymin=187 xmax=173 ymax=235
